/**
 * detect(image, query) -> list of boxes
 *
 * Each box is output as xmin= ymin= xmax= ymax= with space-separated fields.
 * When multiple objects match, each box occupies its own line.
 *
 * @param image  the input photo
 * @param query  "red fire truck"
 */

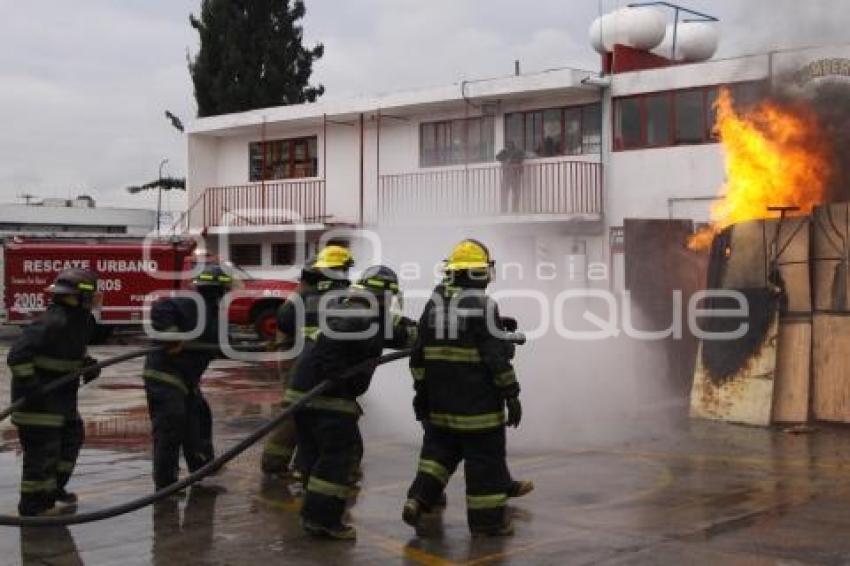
xmin=1 ymin=238 xmax=297 ymax=341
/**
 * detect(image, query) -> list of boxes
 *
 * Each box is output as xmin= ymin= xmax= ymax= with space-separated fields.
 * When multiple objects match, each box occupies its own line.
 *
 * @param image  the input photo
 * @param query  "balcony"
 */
xmin=200 ymin=180 xmax=326 ymax=229
xmin=377 ymin=159 xmax=602 ymax=225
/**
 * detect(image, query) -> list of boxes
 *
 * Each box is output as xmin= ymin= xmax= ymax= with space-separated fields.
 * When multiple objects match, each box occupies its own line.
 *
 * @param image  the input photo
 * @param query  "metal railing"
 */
xmin=201 ymin=180 xmax=326 ymax=228
xmin=378 ymin=160 xmax=602 ymax=223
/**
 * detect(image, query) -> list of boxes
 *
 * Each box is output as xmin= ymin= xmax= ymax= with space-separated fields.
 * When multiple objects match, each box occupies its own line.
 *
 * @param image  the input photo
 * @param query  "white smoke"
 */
xmin=355 ymin=225 xmax=683 ymax=452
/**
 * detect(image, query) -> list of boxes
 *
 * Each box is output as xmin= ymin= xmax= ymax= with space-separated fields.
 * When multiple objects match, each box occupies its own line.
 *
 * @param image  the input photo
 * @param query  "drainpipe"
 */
xmin=359 ymin=113 xmax=365 ymax=227
xmin=323 ymin=113 xmax=328 ymax=181
xmin=323 ymin=113 xmax=328 ymax=229
xmin=581 ymin=73 xmax=612 ymax=288
xmin=376 ymin=109 xmax=381 ymax=224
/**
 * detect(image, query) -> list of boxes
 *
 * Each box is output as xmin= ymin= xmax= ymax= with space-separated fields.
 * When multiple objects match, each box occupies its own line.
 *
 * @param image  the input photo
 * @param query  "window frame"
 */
xmin=249 ymin=135 xmax=319 ymax=182
xmin=673 ymin=87 xmax=710 ymax=146
xmin=419 ymin=116 xmax=495 ymax=168
xmin=503 ymin=102 xmax=601 ymax=159
xmin=612 ymin=81 xmax=765 ymax=151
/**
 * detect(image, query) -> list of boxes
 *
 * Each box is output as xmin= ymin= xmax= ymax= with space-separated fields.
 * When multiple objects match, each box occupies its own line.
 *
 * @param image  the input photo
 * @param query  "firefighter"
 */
xmin=261 ymin=244 xmax=353 ymax=476
xmin=142 ymin=263 xmax=231 ymax=490
xmin=7 ymin=268 xmax=100 ymax=516
xmin=288 ymin=265 xmax=415 ymax=540
xmin=403 ymin=239 xmax=527 ymax=537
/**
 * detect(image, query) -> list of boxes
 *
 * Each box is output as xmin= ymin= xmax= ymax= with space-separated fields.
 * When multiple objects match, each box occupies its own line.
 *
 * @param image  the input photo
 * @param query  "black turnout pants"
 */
xmin=407 ymin=424 xmax=511 ymax=531
xmin=144 ymin=379 xmax=214 ymax=489
xmin=295 ymin=409 xmax=362 ymax=528
xmin=16 ymin=413 xmax=84 ymax=516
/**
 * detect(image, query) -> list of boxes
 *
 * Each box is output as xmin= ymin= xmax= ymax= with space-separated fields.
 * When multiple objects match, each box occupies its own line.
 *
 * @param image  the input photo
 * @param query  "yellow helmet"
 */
xmin=312 ymin=245 xmax=354 ymax=270
xmin=444 ymin=239 xmax=493 ymax=272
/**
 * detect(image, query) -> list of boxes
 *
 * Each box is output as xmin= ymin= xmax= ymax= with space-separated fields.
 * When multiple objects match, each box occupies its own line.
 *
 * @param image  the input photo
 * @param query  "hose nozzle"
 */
xmin=503 ymin=331 xmax=526 ymax=345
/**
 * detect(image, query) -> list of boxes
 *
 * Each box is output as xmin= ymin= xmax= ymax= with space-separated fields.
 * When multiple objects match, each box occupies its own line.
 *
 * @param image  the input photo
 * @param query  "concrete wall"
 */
xmin=606 ymin=144 xmax=724 ymax=225
xmin=611 ymin=54 xmax=770 ymax=97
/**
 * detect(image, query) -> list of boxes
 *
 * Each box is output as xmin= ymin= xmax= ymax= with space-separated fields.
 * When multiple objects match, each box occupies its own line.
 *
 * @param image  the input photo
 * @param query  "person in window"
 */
xmin=496 ymin=141 xmax=525 ymax=213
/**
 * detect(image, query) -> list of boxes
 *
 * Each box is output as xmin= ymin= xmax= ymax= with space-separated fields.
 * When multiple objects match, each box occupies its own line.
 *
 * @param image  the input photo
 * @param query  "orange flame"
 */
xmin=689 ymin=87 xmax=832 ymax=250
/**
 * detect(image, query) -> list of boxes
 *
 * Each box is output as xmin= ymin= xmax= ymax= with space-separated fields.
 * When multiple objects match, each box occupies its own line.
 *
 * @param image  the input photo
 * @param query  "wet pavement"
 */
xmin=3 ymin=345 xmax=850 ymax=564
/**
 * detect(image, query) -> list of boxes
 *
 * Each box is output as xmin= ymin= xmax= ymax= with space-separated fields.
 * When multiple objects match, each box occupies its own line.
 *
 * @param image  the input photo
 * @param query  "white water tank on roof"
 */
xmin=674 ymin=21 xmax=719 ymax=62
xmin=589 ymin=7 xmax=667 ymax=54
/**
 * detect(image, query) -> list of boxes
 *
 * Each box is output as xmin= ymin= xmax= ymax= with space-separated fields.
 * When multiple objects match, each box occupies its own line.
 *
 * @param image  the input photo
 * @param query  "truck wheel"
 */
xmin=253 ymin=308 xmax=278 ymax=341
xmin=91 ymin=325 xmax=115 ymax=345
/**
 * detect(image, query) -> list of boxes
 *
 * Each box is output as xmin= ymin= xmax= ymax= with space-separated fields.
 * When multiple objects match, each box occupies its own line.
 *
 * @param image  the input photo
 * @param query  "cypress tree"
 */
xmin=189 ymin=0 xmax=324 ymax=117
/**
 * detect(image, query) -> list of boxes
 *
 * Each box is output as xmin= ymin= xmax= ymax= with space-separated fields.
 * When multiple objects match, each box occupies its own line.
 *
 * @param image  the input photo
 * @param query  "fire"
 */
xmin=689 ymin=87 xmax=832 ymax=250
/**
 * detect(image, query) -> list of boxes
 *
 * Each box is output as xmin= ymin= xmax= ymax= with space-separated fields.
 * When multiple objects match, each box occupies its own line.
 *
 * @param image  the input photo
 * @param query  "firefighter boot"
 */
xmin=402 ymin=498 xmax=423 ymax=528
xmin=301 ymin=518 xmax=357 ymax=540
xmin=508 ymin=480 xmax=534 ymax=498
xmin=55 ymin=488 xmax=78 ymax=505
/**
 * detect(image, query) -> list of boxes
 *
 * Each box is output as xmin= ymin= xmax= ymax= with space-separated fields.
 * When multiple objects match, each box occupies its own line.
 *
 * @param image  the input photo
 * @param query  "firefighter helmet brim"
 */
xmin=444 ymin=239 xmax=494 ymax=272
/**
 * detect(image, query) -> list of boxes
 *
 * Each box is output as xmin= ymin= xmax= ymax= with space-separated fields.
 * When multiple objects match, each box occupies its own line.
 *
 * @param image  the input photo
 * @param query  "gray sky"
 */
xmin=0 ymin=0 xmax=847 ymax=213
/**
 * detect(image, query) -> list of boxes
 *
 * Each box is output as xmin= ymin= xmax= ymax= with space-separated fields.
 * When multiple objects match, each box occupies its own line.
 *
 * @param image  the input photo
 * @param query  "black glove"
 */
xmin=81 ymin=356 xmax=101 ymax=384
xmin=505 ymin=396 xmax=522 ymax=428
xmin=413 ymin=392 xmax=429 ymax=421
xmin=501 ymin=316 xmax=518 ymax=333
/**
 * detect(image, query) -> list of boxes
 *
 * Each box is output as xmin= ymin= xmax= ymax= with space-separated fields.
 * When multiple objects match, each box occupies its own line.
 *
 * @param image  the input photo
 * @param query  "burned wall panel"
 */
xmin=690 ymin=217 xmax=812 ymax=425
xmin=772 ymin=218 xmax=812 ymax=423
xmin=812 ymin=203 xmax=850 ymax=422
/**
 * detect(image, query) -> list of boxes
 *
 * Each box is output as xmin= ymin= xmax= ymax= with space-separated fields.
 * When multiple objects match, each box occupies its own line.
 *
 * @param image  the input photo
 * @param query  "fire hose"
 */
xmin=0 ymin=330 xmax=525 ymax=527
xmin=0 ymin=343 xmax=268 ymax=424
xmin=0 ymin=348 xmax=412 ymax=527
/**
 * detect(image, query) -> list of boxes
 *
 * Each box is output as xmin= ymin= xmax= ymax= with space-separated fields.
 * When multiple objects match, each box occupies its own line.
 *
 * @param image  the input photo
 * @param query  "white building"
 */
xmin=0 ymin=196 xmax=157 ymax=238
xmin=185 ymin=13 xmax=850 ymax=290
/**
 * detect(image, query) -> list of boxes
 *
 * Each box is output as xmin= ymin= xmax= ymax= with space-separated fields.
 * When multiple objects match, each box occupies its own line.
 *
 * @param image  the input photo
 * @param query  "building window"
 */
xmin=419 ymin=116 xmax=495 ymax=167
xmin=582 ymin=104 xmax=601 ymax=153
xmin=706 ymin=87 xmax=720 ymax=141
xmin=505 ymin=113 xmax=524 ymax=152
xmin=230 ymin=243 xmax=262 ymax=266
xmin=645 ymin=93 xmax=671 ymax=146
xmin=249 ymin=136 xmax=318 ymax=182
xmin=675 ymin=90 xmax=706 ymax=144
xmin=615 ymin=98 xmax=642 ymax=149
xmin=614 ymin=81 xmax=765 ymax=150
xmin=503 ymin=103 xmax=601 ymax=158
xmin=271 ymin=243 xmax=297 ymax=266
xmin=562 ymin=108 xmax=581 ymax=155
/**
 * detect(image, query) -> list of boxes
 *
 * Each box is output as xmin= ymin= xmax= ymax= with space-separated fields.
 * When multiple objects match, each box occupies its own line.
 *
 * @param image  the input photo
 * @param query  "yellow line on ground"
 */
xmin=255 ymin=492 xmax=459 ymax=566
xmin=254 ymin=493 xmax=302 ymax=513
xmin=358 ymin=526 xmax=461 ymax=566
xmin=460 ymin=536 xmax=580 ymax=566
xmin=454 ymin=455 xmax=677 ymax=565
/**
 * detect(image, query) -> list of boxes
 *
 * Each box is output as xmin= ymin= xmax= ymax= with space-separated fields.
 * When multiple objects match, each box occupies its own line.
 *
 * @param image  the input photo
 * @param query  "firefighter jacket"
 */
xmin=142 ymin=296 xmax=220 ymax=393
xmin=409 ymin=283 xmax=519 ymax=433
xmin=276 ymin=279 xmax=350 ymax=347
xmin=285 ymin=293 xmax=415 ymax=416
xmin=7 ymin=302 xmax=96 ymax=426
